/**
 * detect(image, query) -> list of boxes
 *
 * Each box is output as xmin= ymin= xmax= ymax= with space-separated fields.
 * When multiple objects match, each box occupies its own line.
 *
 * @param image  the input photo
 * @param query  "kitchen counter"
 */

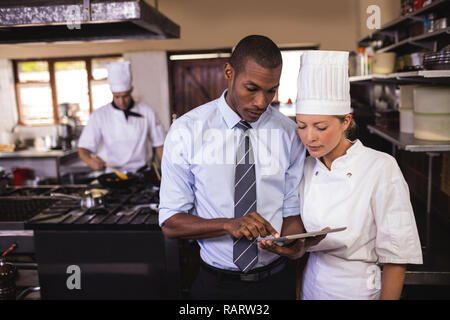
xmin=0 ymin=148 xmax=81 ymax=182
xmin=0 ymin=148 xmax=78 ymax=159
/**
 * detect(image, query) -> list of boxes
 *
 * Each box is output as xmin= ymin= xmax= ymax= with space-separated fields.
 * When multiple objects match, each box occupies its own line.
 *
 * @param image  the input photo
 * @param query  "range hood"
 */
xmin=0 ymin=0 xmax=180 ymax=44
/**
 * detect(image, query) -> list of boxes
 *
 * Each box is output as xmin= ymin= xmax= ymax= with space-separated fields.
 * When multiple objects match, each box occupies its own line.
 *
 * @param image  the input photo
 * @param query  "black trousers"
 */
xmin=189 ymin=260 xmax=296 ymax=300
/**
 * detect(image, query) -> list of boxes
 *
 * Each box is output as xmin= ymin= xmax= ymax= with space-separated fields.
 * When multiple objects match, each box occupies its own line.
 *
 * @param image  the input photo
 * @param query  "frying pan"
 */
xmin=50 ymin=188 xmax=108 ymax=209
xmin=97 ymin=172 xmax=139 ymax=188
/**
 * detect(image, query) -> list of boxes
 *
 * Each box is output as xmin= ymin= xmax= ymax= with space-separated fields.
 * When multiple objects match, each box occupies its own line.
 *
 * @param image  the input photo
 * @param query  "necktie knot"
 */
xmin=235 ymin=120 xmax=252 ymax=132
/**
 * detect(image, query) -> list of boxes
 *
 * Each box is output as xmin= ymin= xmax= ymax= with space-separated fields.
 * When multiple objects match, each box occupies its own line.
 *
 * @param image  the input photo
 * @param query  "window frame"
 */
xmin=13 ymin=54 xmax=122 ymax=126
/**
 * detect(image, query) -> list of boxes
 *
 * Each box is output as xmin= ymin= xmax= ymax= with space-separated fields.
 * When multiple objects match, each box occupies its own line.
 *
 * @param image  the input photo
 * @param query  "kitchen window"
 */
xmin=14 ymin=55 xmax=122 ymax=126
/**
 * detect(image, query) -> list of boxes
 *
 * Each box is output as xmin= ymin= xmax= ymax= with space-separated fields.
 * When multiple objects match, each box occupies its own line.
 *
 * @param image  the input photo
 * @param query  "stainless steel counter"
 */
xmin=367 ymin=125 xmax=450 ymax=153
xmin=0 ymin=148 xmax=78 ymax=160
xmin=0 ymin=148 xmax=81 ymax=181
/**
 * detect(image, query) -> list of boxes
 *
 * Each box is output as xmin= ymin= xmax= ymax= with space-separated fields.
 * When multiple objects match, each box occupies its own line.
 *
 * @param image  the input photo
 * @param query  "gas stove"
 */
xmin=0 ymin=182 xmax=179 ymax=299
xmin=0 ymin=184 xmax=160 ymax=231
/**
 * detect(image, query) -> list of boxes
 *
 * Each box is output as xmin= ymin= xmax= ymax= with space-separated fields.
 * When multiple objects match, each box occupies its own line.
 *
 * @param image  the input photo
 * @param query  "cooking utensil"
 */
xmin=1 ymin=243 xmax=16 ymax=258
xmin=105 ymin=164 xmax=128 ymax=180
xmin=423 ymin=47 xmax=450 ymax=70
xmin=50 ymin=189 xmax=107 ymax=209
xmin=97 ymin=172 xmax=138 ymax=188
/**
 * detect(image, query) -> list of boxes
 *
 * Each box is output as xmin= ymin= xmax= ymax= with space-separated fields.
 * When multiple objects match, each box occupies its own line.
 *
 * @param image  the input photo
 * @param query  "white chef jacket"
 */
xmin=299 ymin=139 xmax=422 ymax=300
xmin=78 ymin=101 xmax=166 ymax=172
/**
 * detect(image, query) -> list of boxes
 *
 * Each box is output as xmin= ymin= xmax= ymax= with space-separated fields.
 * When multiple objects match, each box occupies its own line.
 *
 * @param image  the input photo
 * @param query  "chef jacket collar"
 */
xmin=218 ymin=90 xmax=269 ymax=130
xmin=315 ymin=139 xmax=363 ymax=171
xmin=111 ymin=98 xmax=143 ymax=120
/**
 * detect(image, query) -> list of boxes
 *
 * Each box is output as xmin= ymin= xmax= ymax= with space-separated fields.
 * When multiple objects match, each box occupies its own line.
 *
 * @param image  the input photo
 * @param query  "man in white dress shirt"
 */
xmin=78 ymin=61 xmax=166 ymax=172
xmin=159 ymin=35 xmax=326 ymax=300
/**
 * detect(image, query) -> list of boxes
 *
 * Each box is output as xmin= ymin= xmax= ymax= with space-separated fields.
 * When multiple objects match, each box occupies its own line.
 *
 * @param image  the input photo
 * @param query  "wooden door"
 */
xmin=169 ymin=58 xmax=229 ymax=119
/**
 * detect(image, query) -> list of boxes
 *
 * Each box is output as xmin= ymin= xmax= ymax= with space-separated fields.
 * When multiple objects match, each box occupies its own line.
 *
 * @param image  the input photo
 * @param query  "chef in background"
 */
xmin=78 ymin=61 xmax=166 ymax=172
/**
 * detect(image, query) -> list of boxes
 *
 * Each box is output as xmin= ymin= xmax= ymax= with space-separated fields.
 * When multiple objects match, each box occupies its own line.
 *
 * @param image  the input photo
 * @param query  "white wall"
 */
xmin=358 ymin=0 xmax=402 ymax=39
xmin=124 ymin=51 xmax=171 ymax=131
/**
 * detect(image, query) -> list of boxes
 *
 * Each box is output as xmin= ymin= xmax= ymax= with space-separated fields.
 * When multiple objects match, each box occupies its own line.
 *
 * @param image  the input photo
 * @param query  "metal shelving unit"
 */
xmin=367 ymin=125 xmax=450 ymax=152
xmin=366 ymin=125 xmax=449 ymax=265
xmin=352 ymin=4 xmax=450 ymax=288
xmin=358 ymin=0 xmax=450 ymax=49
xmin=350 ymin=70 xmax=450 ymax=84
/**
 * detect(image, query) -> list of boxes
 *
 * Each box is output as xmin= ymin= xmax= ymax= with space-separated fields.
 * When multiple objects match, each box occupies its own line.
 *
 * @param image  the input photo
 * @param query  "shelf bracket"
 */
xmin=409 ymin=40 xmax=436 ymax=50
xmin=378 ymin=30 xmax=397 ymax=38
xmin=409 ymin=16 xmax=425 ymax=22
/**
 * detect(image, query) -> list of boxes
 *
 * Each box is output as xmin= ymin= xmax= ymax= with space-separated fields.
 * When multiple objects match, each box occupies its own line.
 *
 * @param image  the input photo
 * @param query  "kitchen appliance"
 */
xmin=0 ymin=0 xmax=180 ymax=44
xmin=0 ymin=171 xmax=179 ymax=299
xmin=57 ymin=103 xmax=78 ymax=151
xmin=43 ymin=135 xmax=60 ymax=150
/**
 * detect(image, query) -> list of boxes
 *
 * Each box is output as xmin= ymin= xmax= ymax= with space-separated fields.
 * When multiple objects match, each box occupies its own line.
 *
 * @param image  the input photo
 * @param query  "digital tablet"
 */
xmin=258 ymin=227 xmax=347 ymax=242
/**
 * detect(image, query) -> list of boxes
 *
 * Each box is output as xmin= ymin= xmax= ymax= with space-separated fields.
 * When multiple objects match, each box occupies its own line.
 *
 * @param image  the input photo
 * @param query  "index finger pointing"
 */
xmin=249 ymin=212 xmax=279 ymax=237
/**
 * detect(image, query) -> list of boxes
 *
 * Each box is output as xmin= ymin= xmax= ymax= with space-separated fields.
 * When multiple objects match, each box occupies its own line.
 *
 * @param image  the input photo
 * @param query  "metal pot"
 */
xmin=51 ymin=189 xmax=108 ymax=209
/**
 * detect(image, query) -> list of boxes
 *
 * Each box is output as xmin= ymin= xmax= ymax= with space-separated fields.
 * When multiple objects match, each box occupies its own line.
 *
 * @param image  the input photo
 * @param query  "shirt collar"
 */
xmin=315 ymin=139 xmax=363 ymax=171
xmin=217 ymin=90 xmax=270 ymax=130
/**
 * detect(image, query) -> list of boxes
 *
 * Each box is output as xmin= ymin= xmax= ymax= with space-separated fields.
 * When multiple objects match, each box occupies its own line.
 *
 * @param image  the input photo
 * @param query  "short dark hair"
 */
xmin=230 ymin=35 xmax=282 ymax=75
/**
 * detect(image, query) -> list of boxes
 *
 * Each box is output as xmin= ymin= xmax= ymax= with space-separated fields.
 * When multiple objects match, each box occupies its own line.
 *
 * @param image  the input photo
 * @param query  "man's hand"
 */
xmin=224 ymin=211 xmax=279 ymax=240
xmin=258 ymin=227 xmax=330 ymax=260
xmin=88 ymin=155 xmax=106 ymax=171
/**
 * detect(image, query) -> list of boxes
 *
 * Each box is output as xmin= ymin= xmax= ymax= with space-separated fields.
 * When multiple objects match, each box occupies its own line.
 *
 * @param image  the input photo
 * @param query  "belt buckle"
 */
xmin=240 ymin=272 xmax=259 ymax=282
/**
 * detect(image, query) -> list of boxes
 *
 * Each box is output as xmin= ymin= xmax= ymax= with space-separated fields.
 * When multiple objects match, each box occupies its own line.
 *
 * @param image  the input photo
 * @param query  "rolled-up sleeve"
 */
xmin=372 ymin=157 xmax=423 ymax=264
xmin=147 ymin=109 xmax=166 ymax=147
xmin=282 ymin=133 xmax=305 ymax=218
xmin=158 ymin=122 xmax=195 ymax=226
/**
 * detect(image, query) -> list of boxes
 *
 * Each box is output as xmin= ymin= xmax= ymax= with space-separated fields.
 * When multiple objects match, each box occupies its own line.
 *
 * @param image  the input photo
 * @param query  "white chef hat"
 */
xmin=296 ymin=50 xmax=351 ymax=115
xmin=107 ymin=61 xmax=132 ymax=93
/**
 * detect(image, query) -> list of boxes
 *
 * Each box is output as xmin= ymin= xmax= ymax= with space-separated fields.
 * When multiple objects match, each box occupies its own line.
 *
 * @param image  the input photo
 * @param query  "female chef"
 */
xmin=259 ymin=50 xmax=423 ymax=300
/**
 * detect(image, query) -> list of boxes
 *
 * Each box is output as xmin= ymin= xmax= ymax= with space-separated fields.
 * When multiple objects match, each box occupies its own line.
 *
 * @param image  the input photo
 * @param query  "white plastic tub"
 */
xmin=413 ymin=86 xmax=450 ymax=114
xmin=399 ymin=85 xmax=417 ymax=109
xmin=414 ymin=113 xmax=450 ymax=141
xmin=399 ymin=108 xmax=414 ymax=134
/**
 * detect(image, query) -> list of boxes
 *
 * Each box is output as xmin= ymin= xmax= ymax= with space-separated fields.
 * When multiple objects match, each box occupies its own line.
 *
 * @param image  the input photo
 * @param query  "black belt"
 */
xmin=200 ymin=257 xmax=288 ymax=282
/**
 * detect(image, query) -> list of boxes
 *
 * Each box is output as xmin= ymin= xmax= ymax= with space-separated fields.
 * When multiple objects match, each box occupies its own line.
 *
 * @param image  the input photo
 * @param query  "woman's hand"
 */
xmin=258 ymin=227 xmax=330 ymax=260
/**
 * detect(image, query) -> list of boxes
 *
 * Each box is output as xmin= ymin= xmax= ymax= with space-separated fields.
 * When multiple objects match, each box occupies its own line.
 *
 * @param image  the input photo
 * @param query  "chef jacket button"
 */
xmin=315 ymin=171 xmax=319 ymax=176
xmin=347 ymin=172 xmax=352 ymax=178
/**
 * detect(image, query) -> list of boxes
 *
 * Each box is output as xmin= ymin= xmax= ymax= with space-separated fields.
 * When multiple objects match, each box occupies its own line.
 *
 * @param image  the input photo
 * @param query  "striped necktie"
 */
xmin=233 ymin=120 xmax=258 ymax=273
